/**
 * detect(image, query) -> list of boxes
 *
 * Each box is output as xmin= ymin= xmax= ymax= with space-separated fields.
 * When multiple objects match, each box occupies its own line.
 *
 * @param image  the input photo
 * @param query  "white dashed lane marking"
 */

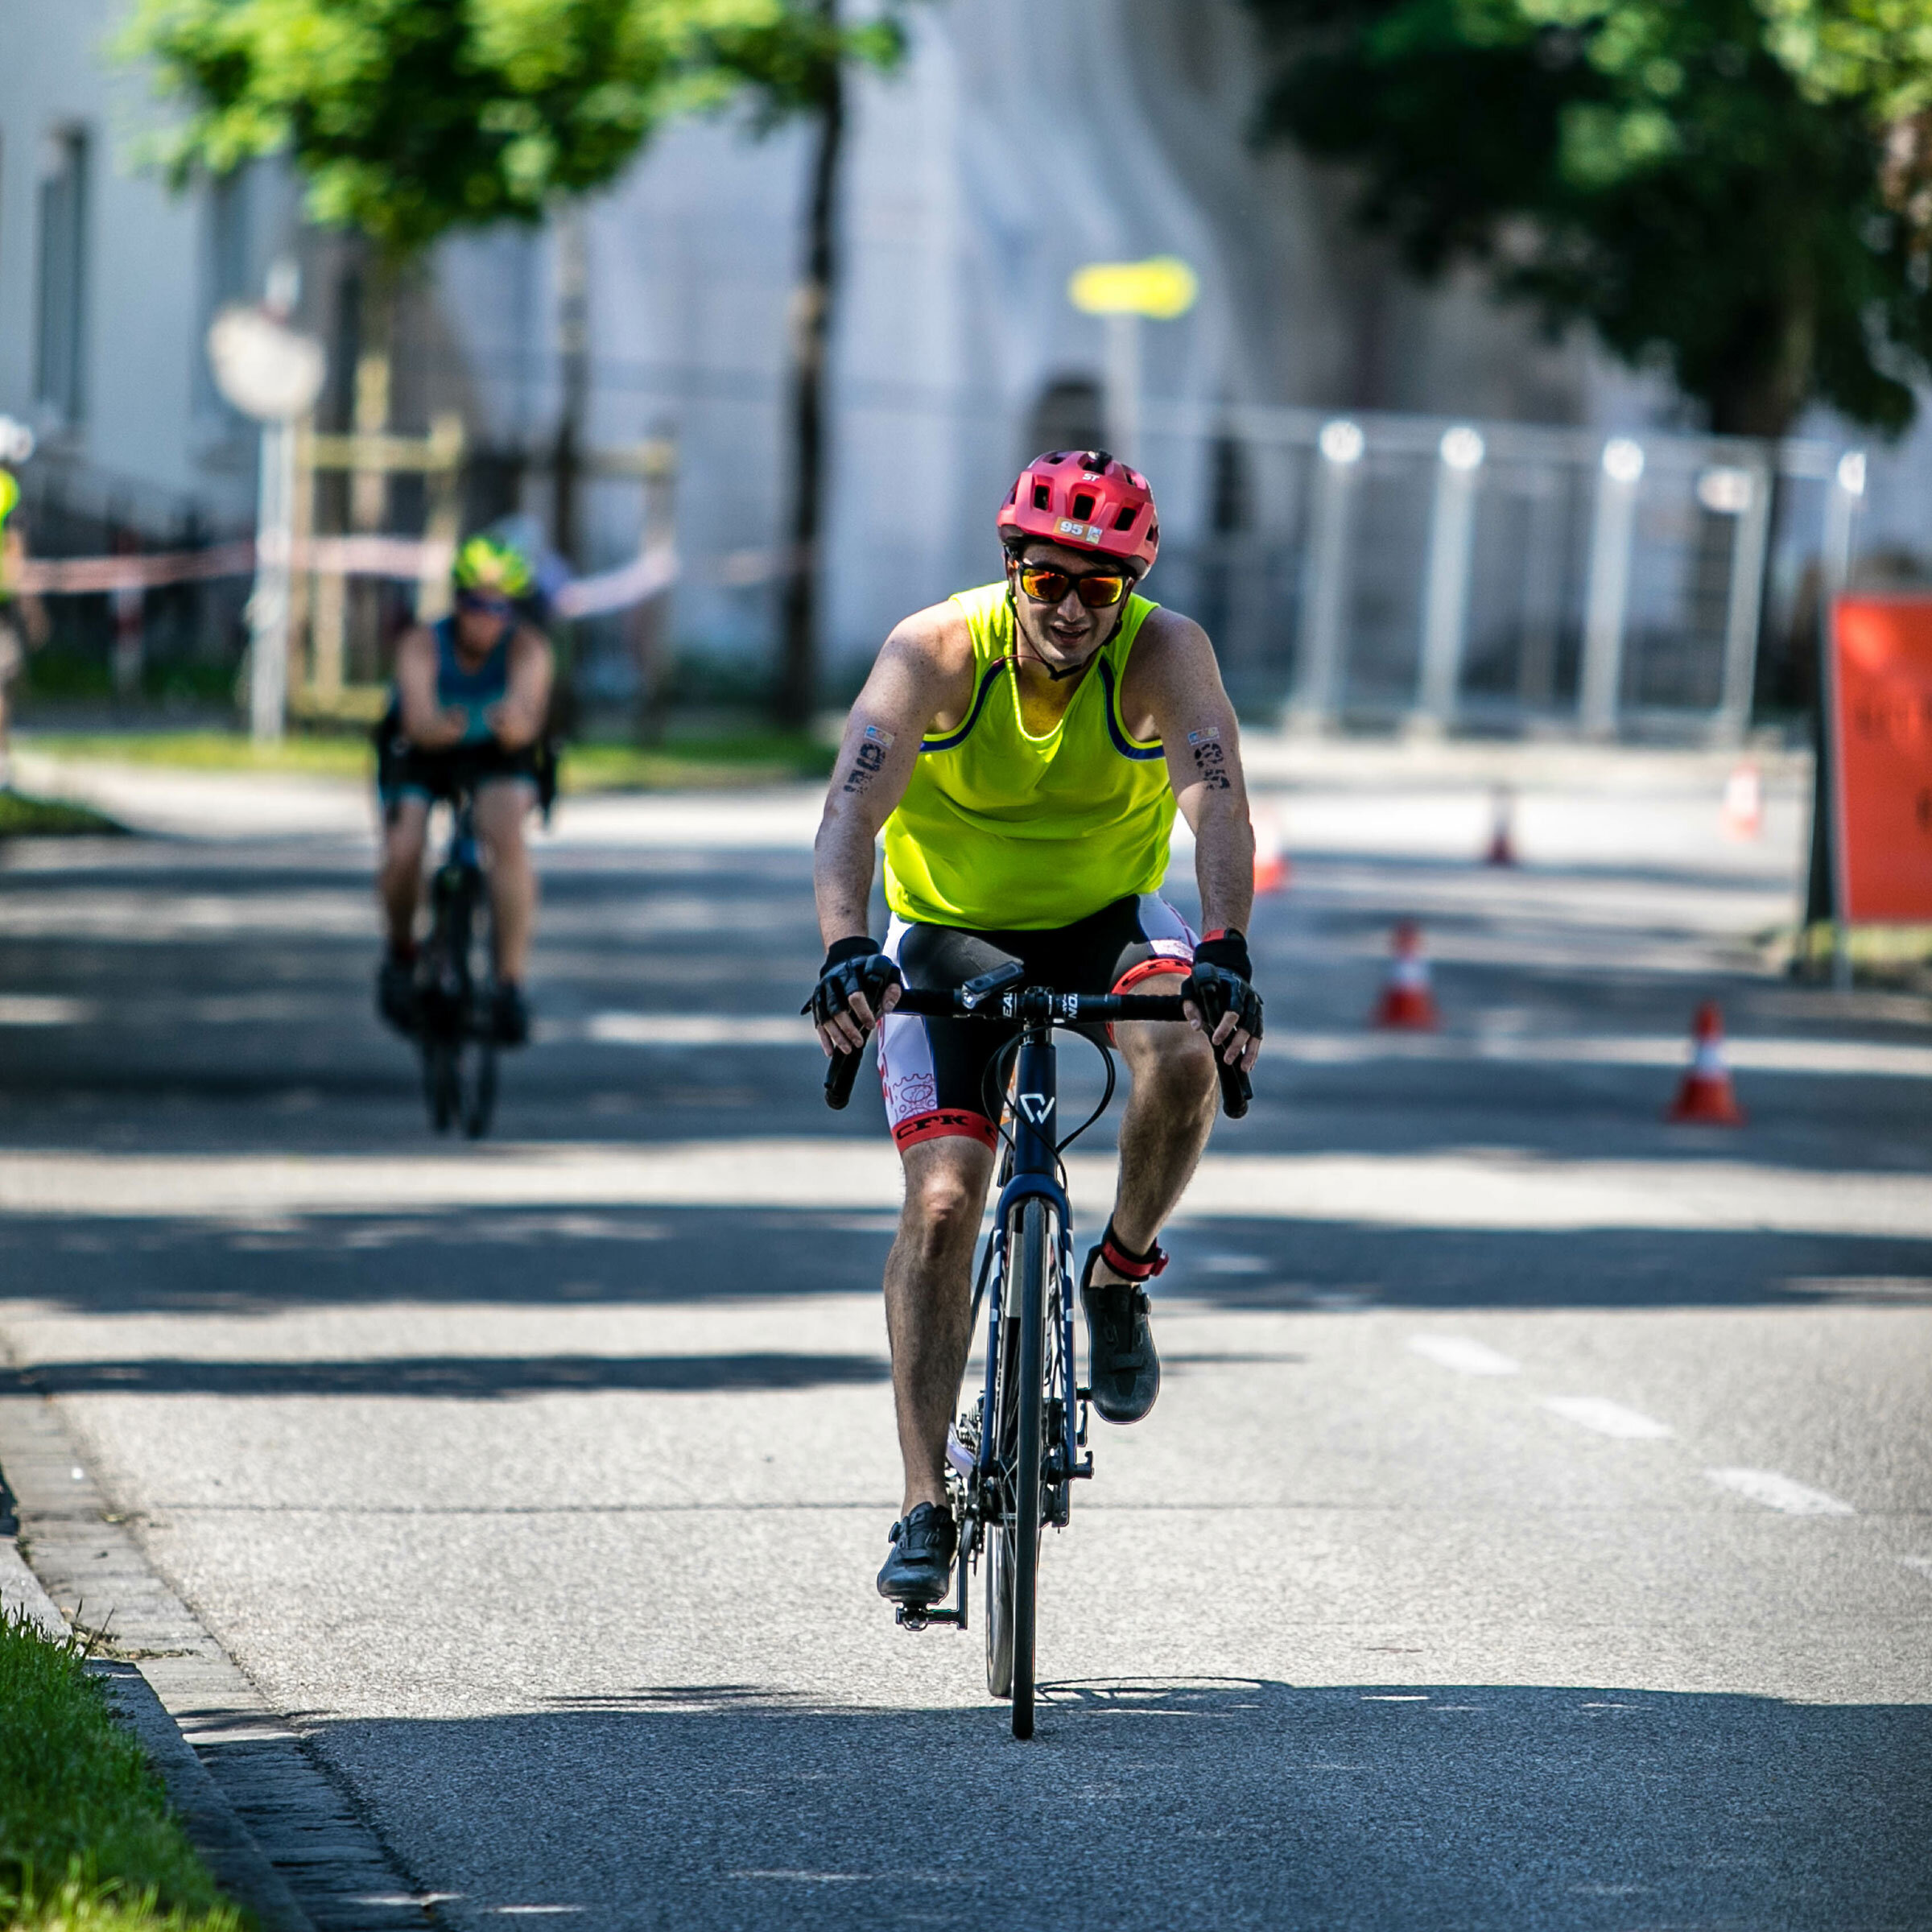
xmin=1408 ymin=1335 xmax=1521 ymax=1377
xmin=1901 ymin=1557 xmax=1932 ymax=1579
xmin=1705 ymin=1468 xmax=1856 ymax=1516
xmin=1541 ymin=1396 xmax=1674 ymax=1440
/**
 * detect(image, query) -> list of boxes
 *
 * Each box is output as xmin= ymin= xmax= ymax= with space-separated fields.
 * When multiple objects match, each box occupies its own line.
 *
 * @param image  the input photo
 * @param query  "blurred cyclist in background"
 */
xmin=0 ymin=467 xmax=51 ymax=791
xmin=375 ymin=533 xmax=554 ymax=1044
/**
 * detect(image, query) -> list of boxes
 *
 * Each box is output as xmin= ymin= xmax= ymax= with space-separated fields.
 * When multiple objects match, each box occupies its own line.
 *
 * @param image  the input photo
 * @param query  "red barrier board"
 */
xmin=1829 ymin=597 xmax=1932 ymax=922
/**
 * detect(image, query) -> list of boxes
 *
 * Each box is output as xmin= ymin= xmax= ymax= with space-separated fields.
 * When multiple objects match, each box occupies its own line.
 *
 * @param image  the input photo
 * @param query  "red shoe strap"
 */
xmin=1100 ymin=1222 xmax=1168 ymax=1281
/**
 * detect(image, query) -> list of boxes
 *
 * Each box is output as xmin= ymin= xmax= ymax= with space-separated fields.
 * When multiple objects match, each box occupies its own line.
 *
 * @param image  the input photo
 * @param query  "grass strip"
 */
xmin=21 ymin=733 xmax=366 ymax=779
xmin=0 ymin=1612 xmax=243 ymax=1932
xmin=0 ymin=792 xmax=124 ymax=839
xmin=19 ymin=730 xmax=835 ymax=792
xmin=560 ymin=733 xmax=836 ymax=792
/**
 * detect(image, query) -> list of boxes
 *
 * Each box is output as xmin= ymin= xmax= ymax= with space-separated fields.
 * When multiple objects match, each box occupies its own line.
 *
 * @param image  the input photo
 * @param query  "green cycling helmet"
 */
xmin=452 ymin=532 xmax=534 ymax=598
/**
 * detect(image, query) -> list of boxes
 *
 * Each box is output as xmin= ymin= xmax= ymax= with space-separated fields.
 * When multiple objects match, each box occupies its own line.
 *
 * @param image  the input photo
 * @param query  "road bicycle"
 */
xmin=415 ymin=783 xmax=499 ymax=1139
xmin=827 ymin=960 xmax=1249 ymax=1739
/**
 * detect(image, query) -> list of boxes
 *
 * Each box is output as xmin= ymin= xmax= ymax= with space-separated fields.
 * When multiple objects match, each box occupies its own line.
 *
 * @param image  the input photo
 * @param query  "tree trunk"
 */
xmin=1704 ymin=280 xmax=1815 ymax=440
xmin=552 ymin=206 xmax=590 ymax=568
xmin=775 ymin=2 xmax=844 ymax=728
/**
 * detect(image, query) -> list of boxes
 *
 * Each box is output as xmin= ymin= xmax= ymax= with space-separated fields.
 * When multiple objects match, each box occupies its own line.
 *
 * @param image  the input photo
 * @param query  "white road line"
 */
xmin=1542 ymin=1396 xmax=1674 ymax=1439
xmin=1901 ymin=1556 xmax=1932 ymax=1579
xmin=572 ymin=1013 xmax=816 ymax=1047
xmin=1408 ymin=1335 xmax=1521 ymax=1377
xmin=1705 ymin=1468 xmax=1856 ymax=1516
xmin=1269 ymin=1032 xmax=1932 ymax=1080
xmin=0 ymin=996 xmax=95 ymax=1026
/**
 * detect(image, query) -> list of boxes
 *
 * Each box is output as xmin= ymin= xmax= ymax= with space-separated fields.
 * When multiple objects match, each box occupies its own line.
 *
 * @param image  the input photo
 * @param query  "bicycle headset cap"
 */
xmin=997 ymin=449 xmax=1159 ymax=578
xmin=452 ymin=533 xmax=534 ymax=599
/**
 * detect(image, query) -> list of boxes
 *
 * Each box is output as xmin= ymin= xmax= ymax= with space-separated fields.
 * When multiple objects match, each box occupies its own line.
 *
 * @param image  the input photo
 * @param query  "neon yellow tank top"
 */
xmin=881 ymin=582 xmax=1174 ymax=930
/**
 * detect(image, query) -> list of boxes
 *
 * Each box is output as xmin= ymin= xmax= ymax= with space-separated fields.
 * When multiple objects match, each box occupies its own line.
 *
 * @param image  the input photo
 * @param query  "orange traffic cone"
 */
xmin=1373 ymin=921 xmax=1439 ymax=1030
xmin=1484 ymin=784 xmax=1517 ymax=866
xmin=1719 ymin=761 xmax=1763 ymax=841
xmin=1252 ymin=802 xmax=1290 ymax=895
xmin=1667 ymin=1002 xmax=1744 ymax=1125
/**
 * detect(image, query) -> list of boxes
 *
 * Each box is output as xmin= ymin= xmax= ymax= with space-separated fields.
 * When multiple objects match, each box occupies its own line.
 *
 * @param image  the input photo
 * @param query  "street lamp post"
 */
xmin=1579 ymin=437 xmax=1645 ymax=740
xmin=1288 ymin=418 xmax=1364 ymax=731
xmin=206 ymin=279 xmax=326 ymax=745
xmin=1413 ymin=425 xmax=1485 ymax=731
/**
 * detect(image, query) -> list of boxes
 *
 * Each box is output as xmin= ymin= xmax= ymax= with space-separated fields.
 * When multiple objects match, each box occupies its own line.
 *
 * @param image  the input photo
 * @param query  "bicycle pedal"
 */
xmin=894 ymin=1604 xmax=964 ymax=1632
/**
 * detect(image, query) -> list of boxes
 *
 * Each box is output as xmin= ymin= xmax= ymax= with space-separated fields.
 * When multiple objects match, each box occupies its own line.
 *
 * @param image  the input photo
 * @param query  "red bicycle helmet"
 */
xmin=997 ymin=449 xmax=1160 ymax=576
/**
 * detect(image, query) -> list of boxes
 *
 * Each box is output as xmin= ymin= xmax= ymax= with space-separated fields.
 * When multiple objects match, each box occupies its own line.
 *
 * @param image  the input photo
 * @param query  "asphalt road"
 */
xmin=1 ymin=748 xmax=1928 ymax=1930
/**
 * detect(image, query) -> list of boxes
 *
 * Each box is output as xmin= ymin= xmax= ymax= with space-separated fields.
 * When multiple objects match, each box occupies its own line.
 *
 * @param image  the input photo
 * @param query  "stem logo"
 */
xmin=1018 ymin=1092 xmax=1055 ymax=1125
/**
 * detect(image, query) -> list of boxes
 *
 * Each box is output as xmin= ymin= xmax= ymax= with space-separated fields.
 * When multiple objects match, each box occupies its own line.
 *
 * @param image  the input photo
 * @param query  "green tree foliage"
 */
xmin=1244 ymin=0 xmax=1932 ymax=434
xmin=121 ymin=0 xmax=905 ymax=259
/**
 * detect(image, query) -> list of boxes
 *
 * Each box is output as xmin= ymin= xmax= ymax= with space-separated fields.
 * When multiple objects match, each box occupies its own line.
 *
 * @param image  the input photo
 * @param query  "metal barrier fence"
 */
xmin=1137 ymin=404 xmax=1867 ymax=742
xmin=9 ymin=394 xmax=1876 ymax=740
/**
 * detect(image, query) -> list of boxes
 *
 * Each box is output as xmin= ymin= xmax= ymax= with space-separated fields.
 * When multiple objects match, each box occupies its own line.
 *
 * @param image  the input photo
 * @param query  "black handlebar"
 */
xmin=821 ymin=984 xmax=1252 ymax=1119
xmin=824 ymin=1038 xmax=868 ymax=1110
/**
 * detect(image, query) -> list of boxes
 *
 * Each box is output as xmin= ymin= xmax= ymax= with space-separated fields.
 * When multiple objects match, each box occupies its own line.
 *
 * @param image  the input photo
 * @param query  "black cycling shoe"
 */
xmin=1081 ymin=1248 xmax=1162 ymax=1425
xmin=491 ymin=980 xmax=530 ymax=1046
xmin=876 ymin=1501 xmax=957 ymax=1607
xmin=377 ymin=955 xmax=419 ymax=1035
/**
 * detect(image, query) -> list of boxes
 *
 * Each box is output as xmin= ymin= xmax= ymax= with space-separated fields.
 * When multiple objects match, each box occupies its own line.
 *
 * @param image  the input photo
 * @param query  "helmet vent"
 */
xmin=1112 ymin=506 xmax=1137 ymax=531
xmin=1071 ymin=492 xmax=1096 ymax=520
xmin=1032 ymin=484 xmax=1051 ymax=511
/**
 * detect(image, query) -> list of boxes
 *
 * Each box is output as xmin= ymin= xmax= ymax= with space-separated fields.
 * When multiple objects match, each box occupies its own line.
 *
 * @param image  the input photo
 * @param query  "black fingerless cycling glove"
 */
xmin=1186 ymin=928 xmax=1263 ymax=1040
xmin=806 ymin=936 xmax=904 ymax=1036
xmin=1193 ymin=930 xmax=1253 ymax=982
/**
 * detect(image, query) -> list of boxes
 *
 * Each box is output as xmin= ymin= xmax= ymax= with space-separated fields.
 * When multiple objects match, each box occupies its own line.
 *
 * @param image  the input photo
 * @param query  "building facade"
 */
xmin=1 ymin=0 xmax=1924 ymax=711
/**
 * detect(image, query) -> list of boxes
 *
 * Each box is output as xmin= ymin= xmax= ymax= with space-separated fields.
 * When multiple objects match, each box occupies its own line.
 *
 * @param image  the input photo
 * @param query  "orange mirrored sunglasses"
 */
xmin=1016 ymin=563 xmax=1130 ymax=609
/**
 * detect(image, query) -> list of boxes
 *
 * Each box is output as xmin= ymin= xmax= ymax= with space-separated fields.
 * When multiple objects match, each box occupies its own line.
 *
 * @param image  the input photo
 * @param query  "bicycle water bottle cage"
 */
xmin=960 ymin=960 xmax=1026 ymax=1009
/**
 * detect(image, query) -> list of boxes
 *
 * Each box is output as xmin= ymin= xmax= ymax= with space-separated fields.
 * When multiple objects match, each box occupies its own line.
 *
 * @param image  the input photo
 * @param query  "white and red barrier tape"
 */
xmin=13 ymin=541 xmax=258 ymax=595
xmin=8 ymin=535 xmax=679 ymax=615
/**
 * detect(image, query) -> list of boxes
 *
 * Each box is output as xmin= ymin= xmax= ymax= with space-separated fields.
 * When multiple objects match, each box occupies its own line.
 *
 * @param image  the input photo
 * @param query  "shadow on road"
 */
xmin=3 ymin=1208 xmax=1927 ymax=1319
xmin=23 ymin=1351 xmax=889 ymax=1399
xmin=283 ymin=1675 xmax=1930 ymax=1930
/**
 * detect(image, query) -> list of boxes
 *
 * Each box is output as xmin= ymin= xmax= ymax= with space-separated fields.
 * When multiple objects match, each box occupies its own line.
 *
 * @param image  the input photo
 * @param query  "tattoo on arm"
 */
xmin=1187 ymin=724 xmax=1232 ymax=792
xmin=841 ymin=723 xmax=897 ymax=795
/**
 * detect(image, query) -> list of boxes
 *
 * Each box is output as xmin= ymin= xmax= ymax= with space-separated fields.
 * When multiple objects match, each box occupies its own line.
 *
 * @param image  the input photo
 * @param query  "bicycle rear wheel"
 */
xmin=423 ymin=1036 xmax=459 ymax=1133
xmin=463 ymin=1040 xmax=497 ymax=1139
xmin=988 ymin=1195 xmax=1048 ymax=1740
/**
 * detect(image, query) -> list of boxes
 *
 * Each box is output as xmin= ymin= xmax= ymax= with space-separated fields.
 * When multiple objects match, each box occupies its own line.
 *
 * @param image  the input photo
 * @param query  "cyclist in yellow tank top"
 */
xmin=808 ymin=452 xmax=1265 ymax=1611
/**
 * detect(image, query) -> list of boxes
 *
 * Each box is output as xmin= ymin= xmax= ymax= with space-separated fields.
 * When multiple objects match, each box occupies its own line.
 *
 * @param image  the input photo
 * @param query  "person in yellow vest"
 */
xmin=808 ymin=451 xmax=1264 ymax=1609
xmin=0 ymin=469 xmax=50 ymax=790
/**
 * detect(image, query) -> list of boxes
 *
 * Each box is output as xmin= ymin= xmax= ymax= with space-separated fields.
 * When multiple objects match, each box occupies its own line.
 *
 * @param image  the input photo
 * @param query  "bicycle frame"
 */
xmin=418 ymin=786 xmax=498 ymax=1138
xmin=822 ymin=962 xmax=1252 ymax=1726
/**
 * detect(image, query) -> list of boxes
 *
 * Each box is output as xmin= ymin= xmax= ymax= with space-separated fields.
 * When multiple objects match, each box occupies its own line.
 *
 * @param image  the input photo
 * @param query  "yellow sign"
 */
xmin=1067 ymin=256 xmax=1198 ymax=320
xmin=0 ymin=469 xmax=16 ymax=526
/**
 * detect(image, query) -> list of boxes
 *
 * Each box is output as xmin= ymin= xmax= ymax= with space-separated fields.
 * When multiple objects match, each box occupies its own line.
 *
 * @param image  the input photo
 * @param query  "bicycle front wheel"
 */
xmin=1002 ymin=1195 xmax=1050 ymax=1740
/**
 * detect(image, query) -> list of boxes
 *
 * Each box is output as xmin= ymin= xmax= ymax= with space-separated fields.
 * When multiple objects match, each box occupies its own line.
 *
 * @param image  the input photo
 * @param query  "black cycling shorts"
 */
xmin=375 ymin=710 xmax=542 ymax=818
xmin=875 ymin=894 xmax=1197 ymax=1154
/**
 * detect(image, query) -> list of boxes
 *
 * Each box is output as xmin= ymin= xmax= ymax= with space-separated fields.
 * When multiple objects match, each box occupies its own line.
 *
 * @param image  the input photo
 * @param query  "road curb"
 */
xmin=0 ymin=1368 xmax=441 ymax=1932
